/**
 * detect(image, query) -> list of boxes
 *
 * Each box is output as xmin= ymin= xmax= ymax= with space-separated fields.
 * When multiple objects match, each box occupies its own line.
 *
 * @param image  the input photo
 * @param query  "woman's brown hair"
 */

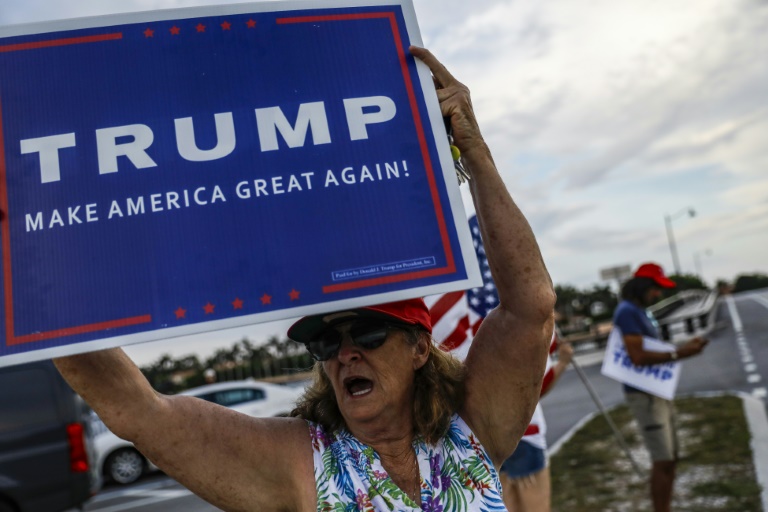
xmin=290 ymin=327 xmax=466 ymax=444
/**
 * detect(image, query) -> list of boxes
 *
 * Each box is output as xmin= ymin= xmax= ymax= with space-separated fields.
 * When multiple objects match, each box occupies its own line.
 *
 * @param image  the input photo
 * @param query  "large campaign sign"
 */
xmin=601 ymin=328 xmax=681 ymax=400
xmin=0 ymin=0 xmax=481 ymax=366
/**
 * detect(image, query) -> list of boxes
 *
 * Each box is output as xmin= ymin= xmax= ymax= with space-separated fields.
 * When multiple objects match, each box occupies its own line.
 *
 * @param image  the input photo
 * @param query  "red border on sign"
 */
xmin=277 ymin=13 xmax=458 ymax=294
xmin=0 ymin=33 xmax=123 ymax=53
xmin=0 ymin=32 xmax=152 ymax=346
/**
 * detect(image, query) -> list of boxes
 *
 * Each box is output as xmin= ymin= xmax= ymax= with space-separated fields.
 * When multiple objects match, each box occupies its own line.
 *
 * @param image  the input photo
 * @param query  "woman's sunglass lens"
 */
xmin=306 ymin=321 xmax=393 ymax=361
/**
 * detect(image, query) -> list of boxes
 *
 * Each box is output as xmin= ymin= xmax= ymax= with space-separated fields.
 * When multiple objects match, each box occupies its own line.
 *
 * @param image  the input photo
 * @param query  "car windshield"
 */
xmin=197 ymin=388 xmax=266 ymax=407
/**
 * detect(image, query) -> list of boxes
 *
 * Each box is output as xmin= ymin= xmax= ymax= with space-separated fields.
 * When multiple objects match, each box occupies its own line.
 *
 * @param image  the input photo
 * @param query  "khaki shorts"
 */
xmin=625 ymin=391 xmax=678 ymax=462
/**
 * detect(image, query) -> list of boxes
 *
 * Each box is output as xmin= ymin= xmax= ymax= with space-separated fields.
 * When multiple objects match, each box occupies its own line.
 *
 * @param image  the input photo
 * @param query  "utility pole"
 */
xmin=664 ymin=207 xmax=695 ymax=275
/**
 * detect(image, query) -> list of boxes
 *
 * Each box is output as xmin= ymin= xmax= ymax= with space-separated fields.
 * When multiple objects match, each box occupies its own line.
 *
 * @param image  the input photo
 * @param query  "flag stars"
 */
xmin=221 ymin=21 xmax=232 ymax=30
xmin=170 ymin=26 xmax=181 ymax=35
xmin=232 ymin=297 xmax=244 ymax=310
xmin=203 ymin=302 xmax=215 ymax=314
xmin=174 ymin=307 xmax=186 ymax=319
xmin=143 ymin=28 xmax=154 ymax=38
xmin=289 ymin=289 xmax=301 ymax=301
xmin=196 ymin=23 xmax=206 ymax=33
xmin=246 ymin=19 xmax=257 ymax=28
xmin=260 ymin=293 xmax=272 ymax=305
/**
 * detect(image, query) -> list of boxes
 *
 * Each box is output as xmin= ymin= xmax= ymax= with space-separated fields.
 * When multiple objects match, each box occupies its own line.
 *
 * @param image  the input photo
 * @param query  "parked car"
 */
xmin=0 ymin=360 xmax=101 ymax=512
xmin=94 ymin=379 xmax=304 ymax=485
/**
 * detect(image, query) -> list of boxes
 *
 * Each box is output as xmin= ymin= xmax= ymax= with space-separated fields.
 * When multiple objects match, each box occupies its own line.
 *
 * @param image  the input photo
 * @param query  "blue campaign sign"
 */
xmin=0 ymin=0 xmax=481 ymax=366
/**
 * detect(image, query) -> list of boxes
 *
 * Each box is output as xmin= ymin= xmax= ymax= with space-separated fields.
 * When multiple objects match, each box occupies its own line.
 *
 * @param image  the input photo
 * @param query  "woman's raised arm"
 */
xmin=54 ymin=349 xmax=316 ymax=511
xmin=409 ymin=47 xmax=556 ymax=466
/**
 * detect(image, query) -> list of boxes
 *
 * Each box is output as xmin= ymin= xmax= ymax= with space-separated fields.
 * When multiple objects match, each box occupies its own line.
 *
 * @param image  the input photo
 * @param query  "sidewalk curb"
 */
xmin=547 ymin=410 xmax=598 ymax=457
xmin=548 ymin=390 xmax=768 ymax=510
xmin=743 ymin=392 xmax=768 ymax=511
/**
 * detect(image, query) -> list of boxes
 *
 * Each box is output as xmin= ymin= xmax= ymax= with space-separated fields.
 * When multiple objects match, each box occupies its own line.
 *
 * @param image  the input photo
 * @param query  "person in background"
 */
xmin=499 ymin=330 xmax=573 ymax=512
xmin=52 ymin=47 xmax=556 ymax=511
xmin=614 ymin=262 xmax=708 ymax=512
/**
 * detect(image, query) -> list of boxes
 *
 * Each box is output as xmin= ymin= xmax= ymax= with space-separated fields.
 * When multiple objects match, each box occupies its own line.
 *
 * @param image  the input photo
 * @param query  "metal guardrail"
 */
xmin=650 ymin=289 xmax=719 ymax=341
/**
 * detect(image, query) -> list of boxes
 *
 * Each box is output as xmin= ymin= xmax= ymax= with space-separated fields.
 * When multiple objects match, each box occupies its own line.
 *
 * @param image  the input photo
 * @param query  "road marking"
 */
xmin=750 ymin=295 xmax=768 ymax=309
xmin=89 ymin=479 xmax=180 ymax=503
xmin=726 ymin=296 xmax=744 ymax=332
xmin=726 ymin=295 xmax=764 ymax=398
xmin=90 ymin=489 xmax=193 ymax=512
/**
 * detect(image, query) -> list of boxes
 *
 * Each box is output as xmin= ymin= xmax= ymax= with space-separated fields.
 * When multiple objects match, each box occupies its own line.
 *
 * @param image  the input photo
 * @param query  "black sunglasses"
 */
xmin=304 ymin=320 xmax=409 ymax=361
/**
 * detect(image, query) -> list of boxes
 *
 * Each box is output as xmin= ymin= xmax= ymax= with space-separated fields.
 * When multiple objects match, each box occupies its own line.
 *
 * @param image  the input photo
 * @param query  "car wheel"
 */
xmin=106 ymin=448 xmax=145 ymax=485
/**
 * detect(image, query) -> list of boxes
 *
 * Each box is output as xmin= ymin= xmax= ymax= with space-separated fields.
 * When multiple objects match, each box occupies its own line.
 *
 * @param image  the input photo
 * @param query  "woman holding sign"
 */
xmin=54 ymin=47 xmax=556 ymax=511
xmin=614 ymin=263 xmax=708 ymax=512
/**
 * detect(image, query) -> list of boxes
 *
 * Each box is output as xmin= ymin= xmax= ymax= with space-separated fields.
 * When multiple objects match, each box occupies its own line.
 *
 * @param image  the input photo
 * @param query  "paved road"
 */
xmin=81 ymin=288 xmax=768 ymax=512
xmin=84 ymin=476 xmax=212 ymax=512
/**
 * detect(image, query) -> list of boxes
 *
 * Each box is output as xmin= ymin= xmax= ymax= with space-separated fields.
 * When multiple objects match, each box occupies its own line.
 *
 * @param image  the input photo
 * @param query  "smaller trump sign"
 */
xmin=0 ymin=0 xmax=482 ymax=366
xmin=601 ymin=328 xmax=681 ymax=400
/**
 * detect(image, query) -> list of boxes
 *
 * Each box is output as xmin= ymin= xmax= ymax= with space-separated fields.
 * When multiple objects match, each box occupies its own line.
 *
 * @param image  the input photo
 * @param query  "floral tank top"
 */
xmin=308 ymin=414 xmax=506 ymax=511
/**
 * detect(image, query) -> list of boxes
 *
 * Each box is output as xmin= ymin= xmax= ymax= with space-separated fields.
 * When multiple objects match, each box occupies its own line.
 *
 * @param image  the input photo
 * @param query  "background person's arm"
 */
xmin=54 ymin=349 xmax=316 ymax=512
xmin=540 ymin=341 xmax=573 ymax=397
xmin=623 ymin=334 xmax=708 ymax=366
xmin=408 ymin=47 xmax=556 ymax=467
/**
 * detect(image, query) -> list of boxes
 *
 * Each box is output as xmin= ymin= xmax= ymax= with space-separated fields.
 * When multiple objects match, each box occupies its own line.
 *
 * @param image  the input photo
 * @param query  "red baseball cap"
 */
xmin=634 ymin=263 xmax=676 ymax=288
xmin=287 ymin=298 xmax=432 ymax=343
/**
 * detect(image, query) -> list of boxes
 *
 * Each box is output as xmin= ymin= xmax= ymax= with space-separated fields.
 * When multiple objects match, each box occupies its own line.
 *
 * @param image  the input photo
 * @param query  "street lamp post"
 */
xmin=694 ymin=249 xmax=713 ymax=283
xmin=664 ymin=207 xmax=696 ymax=275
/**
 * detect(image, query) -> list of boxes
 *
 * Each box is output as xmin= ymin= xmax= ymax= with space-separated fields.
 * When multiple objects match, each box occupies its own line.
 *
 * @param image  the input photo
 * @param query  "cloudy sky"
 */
xmin=3 ymin=0 xmax=766 ymax=365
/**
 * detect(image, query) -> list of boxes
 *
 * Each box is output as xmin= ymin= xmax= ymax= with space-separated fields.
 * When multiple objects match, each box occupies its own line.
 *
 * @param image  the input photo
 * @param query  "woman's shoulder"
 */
xmin=306 ymin=420 xmax=364 ymax=454
xmin=440 ymin=413 xmax=488 ymax=454
xmin=449 ymin=413 xmax=470 ymax=436
xmin=435 ymin=414 xmax=501 ymax=488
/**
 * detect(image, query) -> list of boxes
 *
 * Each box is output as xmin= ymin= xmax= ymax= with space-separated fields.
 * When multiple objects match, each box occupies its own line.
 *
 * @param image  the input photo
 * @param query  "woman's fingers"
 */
xmin=409 ymin=46 xmax=458 ymax=89
xmin=409 ymin=46 xmax=483 ymax=151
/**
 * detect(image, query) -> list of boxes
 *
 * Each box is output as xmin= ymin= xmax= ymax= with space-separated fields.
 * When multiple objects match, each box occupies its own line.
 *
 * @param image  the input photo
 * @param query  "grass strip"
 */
xmin=550 ymin=395 xmax=762 ymax=511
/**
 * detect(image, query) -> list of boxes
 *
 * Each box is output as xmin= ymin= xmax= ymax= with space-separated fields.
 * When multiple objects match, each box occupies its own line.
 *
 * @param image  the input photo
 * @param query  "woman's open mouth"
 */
xmin=344 ymin=377 xmax=374 ymax=397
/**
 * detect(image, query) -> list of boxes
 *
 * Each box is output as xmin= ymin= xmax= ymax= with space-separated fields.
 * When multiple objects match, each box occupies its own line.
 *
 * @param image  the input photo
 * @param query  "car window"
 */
xmin=0 ymin=368 xmax=58 ymax=434
xmin=210 ymin=388 xmax=266 ymax=407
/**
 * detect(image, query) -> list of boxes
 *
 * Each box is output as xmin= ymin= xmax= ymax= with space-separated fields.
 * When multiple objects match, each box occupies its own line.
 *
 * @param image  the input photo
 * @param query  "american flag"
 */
xmin=425 ymin=214 xmax=557 ymax=373
xmin=424 ymin=215 xmax=499 ymax=359
xmin=426 ymin=215 xmax=557 ymax=445
xmin=424 ymin=215 xmax=498 ymax=361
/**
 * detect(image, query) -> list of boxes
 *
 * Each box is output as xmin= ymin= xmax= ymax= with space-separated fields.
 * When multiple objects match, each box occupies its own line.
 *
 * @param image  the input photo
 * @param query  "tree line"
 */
xmin=141 ymin=272 xmax=768 ymax=391
xmin=141 ymin=335 xmax=313 ymax=393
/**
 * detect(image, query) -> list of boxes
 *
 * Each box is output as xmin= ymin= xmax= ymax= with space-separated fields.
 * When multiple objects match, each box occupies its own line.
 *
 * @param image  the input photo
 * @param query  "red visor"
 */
xmin=634 ymin=263 xmax=676 ymax=288
xmin=287 ymin=298 xmax=432 ymax=343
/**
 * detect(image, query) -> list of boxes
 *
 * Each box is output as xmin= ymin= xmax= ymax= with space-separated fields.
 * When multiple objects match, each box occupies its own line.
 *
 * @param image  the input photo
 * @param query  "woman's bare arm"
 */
xmin=409 ymin=47 xmax=556 ymax=466
xmin=55 ymin=349 xmax=316 ymax=511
